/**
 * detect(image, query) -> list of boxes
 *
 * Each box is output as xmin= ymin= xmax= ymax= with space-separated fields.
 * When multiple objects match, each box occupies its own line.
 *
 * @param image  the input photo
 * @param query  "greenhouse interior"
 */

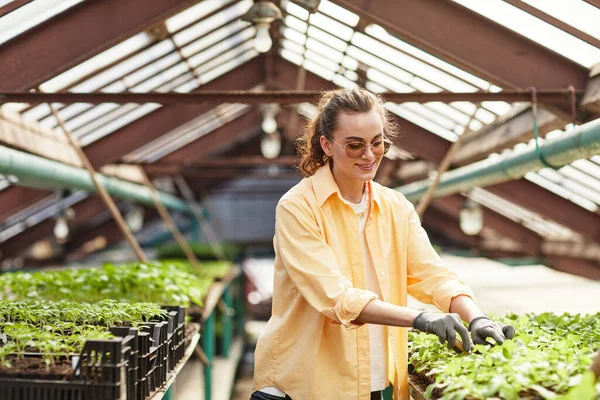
xmin=0 ymin=0 xmax=600 ymax=399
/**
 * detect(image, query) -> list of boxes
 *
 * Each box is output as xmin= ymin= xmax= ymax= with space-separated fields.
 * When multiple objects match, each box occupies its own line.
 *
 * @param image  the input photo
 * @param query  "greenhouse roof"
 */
xmin=0 ymin=0 xmax=599 ymax=277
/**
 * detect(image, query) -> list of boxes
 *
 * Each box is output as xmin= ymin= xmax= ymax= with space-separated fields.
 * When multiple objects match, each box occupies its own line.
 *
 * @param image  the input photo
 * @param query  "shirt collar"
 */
xmin=312 ymin=164 xmax=381 ymax=211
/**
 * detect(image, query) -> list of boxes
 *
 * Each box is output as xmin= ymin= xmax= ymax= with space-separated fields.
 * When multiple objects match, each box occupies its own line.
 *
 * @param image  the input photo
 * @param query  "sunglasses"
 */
xmin=327 ymin=136 xmax=392 ymax=158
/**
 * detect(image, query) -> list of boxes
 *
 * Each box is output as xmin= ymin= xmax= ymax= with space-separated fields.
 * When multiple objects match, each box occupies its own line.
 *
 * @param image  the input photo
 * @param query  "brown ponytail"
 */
xmin=297 ymin=87 xmax=398 ymax=177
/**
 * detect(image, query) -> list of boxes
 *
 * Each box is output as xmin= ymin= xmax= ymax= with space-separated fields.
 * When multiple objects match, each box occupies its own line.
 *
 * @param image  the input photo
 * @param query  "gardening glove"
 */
xmin=469 ymin=316 xmax=515 ymax=346
xmin=413 ymin=312 xmax=472 ymax=353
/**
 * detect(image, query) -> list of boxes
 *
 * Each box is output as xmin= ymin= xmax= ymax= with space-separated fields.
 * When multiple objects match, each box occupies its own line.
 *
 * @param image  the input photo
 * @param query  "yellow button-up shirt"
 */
xmin=253 ymin=165 xmax=473 ymax=400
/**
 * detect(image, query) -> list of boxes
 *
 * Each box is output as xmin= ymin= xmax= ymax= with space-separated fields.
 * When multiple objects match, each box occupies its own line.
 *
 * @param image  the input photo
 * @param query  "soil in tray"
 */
xmin=0 ymin=355 xmax=73 ymax=379
xmin=409 ymin=368 xmax=545 ymax=400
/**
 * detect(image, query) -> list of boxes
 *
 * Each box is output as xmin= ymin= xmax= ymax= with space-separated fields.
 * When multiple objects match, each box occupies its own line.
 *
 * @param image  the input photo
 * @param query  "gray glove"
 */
xmin=469 ymin=316 xmax=515 ymax=345
xmin=413 ymin=312 xmax=472 ymax=353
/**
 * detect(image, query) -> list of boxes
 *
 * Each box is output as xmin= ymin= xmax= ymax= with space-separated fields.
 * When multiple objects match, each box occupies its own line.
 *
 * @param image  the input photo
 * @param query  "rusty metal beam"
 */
xmin=86 ymin=57 xmax=265 ymax=168
xmin=503 ymin=0 xmax=600 ymax=49
xmin=487 ymin=180 xmax=600 ymax=242
xmin=0 ymin=89 xmax=583 ymax=106
xmin=0 ymin=0 xmax=34 ymax=18
xmin=148 ymin=155 xmax=297 ymax=169
xmin=544 ymin=256 xmax=600 ymax=280
xmin=336 ymin=0 xmax=588 ymax=90
xmin=431 ymin=194 xmax=543 ymax=256
xmin=159 ymin=109 xmax=263 ymax=164
xmin=0 ymin=186 xmax=51 ymax=222
xmin=148 ymin=167 xmax=299 ymax=180
xmin=583 ymin=0 xmax=600 ymax=9
xmin=0 ymin=0 xmax=200 ymax=90
xmin=422 ymin=206 xmax=481 ymax=249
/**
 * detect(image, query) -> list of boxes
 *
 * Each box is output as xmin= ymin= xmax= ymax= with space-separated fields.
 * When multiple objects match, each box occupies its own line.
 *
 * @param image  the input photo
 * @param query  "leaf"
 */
xmin=530 ymin=384 xmax=558 ymax=399
xmin=557 ymin=371 xmax=597 ymax=400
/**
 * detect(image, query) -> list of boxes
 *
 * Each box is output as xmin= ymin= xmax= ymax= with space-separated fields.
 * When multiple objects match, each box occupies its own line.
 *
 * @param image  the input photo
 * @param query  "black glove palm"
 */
xmin=469 ymin=316 xmax=515 ymax=345
xmin=413 ymin=312 xmax=472 ymax=353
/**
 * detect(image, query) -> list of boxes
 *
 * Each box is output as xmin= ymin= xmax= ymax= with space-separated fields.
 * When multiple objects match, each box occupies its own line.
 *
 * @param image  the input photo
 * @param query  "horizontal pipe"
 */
xmin=0 ymin=89 xmax=582 ymax=105
xmin=397 ymin=117 xmax=600 ymax=202
xmin=0 ymin=146 xmax=192 ymax=214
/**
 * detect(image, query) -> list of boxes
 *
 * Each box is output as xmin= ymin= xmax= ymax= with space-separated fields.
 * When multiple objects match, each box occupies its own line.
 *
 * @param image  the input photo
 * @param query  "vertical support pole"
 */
xmin=202 ymin=311 xmax=215 ymax=400
xmin=221 ymin=285 xmax=233 ymax=358
xmin=234 ymin=276 xmax=246 ymax=335
xmin=192 ymin=218 xmax=201 ymax=242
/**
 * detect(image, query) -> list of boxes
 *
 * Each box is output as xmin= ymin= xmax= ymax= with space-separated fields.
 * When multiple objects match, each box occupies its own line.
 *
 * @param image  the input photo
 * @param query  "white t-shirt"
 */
xmin=344 ymin=193 xmax=388 ymax=391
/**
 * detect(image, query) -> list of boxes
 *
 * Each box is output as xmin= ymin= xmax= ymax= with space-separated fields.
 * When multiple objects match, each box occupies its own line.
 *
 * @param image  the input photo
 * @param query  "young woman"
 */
xmin=252 ymin=88 xmax=514 ymax=400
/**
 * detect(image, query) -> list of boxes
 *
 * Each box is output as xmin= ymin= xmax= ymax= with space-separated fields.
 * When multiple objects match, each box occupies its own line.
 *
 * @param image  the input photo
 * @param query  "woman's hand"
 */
xmin=468 ymin=316 xmax=515 ymax=345
xmin=412 ymin=312 xmax=473 ymax=352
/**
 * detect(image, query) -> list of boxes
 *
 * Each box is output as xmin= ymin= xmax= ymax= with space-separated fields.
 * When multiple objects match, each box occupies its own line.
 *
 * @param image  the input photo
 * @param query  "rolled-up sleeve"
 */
xmin=275 ymin=199 xmax=377 ymax=328
xmin=403 ymin=198 xmax=474 ymax=312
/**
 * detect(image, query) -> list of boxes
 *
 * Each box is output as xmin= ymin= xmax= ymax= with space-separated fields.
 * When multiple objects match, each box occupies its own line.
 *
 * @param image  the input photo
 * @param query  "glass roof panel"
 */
xmin=285 ymin=14 xmax=308 ymax=33
xmin=525 ymin=171 xmax=598 ymax=212
xmin=539 ymin=167 xmax=600 ymax=205
xmin=71 ymin=40 xmax=176 ymax=92
xmin=309 ymin=12 xmax=353 ymax=41
xmin=0 ymin=0 xmax=85 ymax=45
xmin=384 ymin=102 xmax=458 ymax=142
xmin=366 ymin=69 xmax=414 ymax=93
xmin=172 ymin=0 xmax=251 ymax=47
xmin=283 ymin=0 xmax=309 ymax=21
xmin=332 ymin=73 xmax=358 ymax=89
xmin=281 ymin=38 xmax=304 ymax=55
xmin=454 ymin=0 xmax=600 ymax=67
xmin=306 ymin=38 xmax=344 ymax=64
xmin=364 ymin=24 xmax=492 ymax=90
xmin=352 ymin=32 xmax=478 ymax=92
xmin=165 ymin=0 xmax=236 ymax=32
xmin=79 ymin=103 xmax=161 ymax=147
xmin=318 ymin=0 xmax=360 ymax=27
xmin=520 ymin=0 xmax=600 ymax=40
xmin=41 ymin=32 xmax=151 ymax=92
xmin=281 ymin=26 xmax=307 ymax=46
xmin=307 ymin=26 xmax=348 ymax=52
xmin=188 ymin=27 xmax=254 ymax=68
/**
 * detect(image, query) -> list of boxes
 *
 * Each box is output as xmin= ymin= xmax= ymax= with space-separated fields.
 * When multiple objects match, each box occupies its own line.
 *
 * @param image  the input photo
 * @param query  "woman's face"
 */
xmin=320 ymin=107 xmax=386 ymax=183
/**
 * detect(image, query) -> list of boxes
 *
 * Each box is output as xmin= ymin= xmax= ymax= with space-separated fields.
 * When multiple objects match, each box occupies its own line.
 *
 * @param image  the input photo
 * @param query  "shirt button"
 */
xmin=380 ymin=272 xmax=384 ymax=276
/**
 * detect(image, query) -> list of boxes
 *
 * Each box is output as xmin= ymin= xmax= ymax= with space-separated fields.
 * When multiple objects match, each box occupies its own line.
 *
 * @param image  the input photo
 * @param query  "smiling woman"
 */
xmin=252 ymin=88 xmax=513 ymax=400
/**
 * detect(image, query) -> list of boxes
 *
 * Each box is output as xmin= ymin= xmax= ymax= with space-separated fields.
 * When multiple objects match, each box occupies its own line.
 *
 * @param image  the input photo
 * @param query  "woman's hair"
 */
xmin=297 ymin=87 xmax=398 ymax=178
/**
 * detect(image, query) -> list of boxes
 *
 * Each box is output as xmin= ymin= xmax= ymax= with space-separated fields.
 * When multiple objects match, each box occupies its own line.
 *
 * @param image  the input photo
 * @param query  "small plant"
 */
xmin=409 ymin=312 xmax=600 ymax=399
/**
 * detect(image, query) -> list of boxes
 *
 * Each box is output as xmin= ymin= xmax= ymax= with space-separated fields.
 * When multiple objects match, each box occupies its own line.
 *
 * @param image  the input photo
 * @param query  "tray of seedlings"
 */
xmin=0 ymin=260 xmax=234 ymax=315
xmin=408 ymin=312 xmax=600 ymax=400
xmin=0 ymin=300 xmax=194 ymax=400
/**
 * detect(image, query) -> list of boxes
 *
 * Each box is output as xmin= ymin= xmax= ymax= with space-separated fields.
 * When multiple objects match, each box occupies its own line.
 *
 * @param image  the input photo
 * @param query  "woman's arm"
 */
xmin=354 ymin=299 xmax=421 ymax=327
xmin=355 ymin=299 xmax=473 ymax=351
xmin=449 ymin=294 xmax=485 ymax=323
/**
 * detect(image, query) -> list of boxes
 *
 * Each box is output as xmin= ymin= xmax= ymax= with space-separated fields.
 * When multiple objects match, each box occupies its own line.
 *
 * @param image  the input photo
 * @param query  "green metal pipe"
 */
xmin=0 ymin=145 xmax=193 ymax=214
xmin=396 ymin=118 xmax=600 ymax=202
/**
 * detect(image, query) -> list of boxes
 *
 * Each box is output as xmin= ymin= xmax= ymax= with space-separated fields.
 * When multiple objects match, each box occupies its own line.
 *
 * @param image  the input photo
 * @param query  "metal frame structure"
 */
xmin=1 ymin=0 xmax=600 ymax=279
